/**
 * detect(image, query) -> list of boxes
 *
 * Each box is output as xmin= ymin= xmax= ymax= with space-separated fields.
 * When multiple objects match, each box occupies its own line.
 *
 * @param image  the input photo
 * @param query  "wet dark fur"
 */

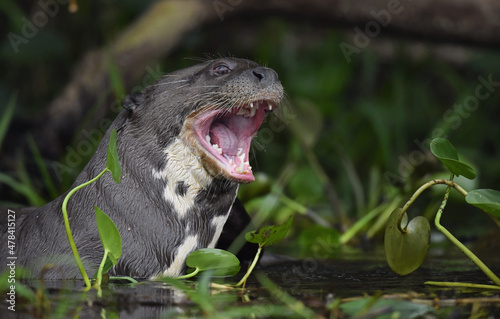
xmin=0 ymin=58 xmax=282 ymax=279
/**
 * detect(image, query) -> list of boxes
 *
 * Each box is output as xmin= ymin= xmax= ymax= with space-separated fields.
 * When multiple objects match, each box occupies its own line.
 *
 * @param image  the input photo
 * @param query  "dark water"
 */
xmin=2 ymin=254 xmax=500 ymax=318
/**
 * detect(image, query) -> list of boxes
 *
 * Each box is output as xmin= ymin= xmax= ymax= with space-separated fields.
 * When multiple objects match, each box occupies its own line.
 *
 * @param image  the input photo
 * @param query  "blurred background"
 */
xmin=1 ymin=0 xmax=499 ymax=258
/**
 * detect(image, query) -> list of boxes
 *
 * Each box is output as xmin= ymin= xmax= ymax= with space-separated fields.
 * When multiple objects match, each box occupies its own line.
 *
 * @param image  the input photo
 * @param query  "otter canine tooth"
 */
xmin=205 ymin=135 xmax=211 ymax=143
xmin=269 ymin=104 xmax=272 ymax=111
xmin=250 ymin=107 xmax=256 ymax=117
xmin=236 ymin=161 xmax=246 ymax=174
xmin=250 ymin=102 xmax=254 ymax=108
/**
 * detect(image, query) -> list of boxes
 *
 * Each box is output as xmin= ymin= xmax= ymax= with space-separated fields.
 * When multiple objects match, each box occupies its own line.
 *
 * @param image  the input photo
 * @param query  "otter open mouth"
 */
xmin=191 ymin=100 xmax=276 ymax=183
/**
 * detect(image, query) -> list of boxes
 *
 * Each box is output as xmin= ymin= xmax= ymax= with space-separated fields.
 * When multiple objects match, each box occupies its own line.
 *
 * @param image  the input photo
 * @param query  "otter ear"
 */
xmin=122 ymin=92 xmax=146 ymax=113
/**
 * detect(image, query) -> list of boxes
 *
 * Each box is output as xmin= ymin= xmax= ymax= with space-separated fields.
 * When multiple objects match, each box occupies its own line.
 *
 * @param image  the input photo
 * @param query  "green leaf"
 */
xmin=106 ymin=129 xmax=122 ymax=183
xmin=465 ymin=189 xmax=500 ymax=218
xmin=430 ymin=138 xmax=476 ymax=179
xmin=186 ymin=248 xmax=240 ymax=276
xmin=430 ymin=137 xmax=459 ymax=160
xmin=95 ymin=206 xmax=122 ymax=264
xmin=245 ymin=215 xmax=294 ymax=247
xmin=384 ymin=208 xmax=430 ymax=276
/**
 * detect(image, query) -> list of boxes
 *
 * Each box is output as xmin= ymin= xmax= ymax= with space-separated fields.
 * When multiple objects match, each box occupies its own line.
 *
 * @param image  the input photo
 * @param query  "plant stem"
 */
xmin=425 ymin=281 xmax=500 ymax=290
xmin=95 ymin=250 xmax=108 ymax=290
xmin=176 ymin=267 xmax=200 ymax=279
xmin=400 ymin=179 xmax=468 ymax=216
xmin=95 ymin=250 xmax=108 ymax=297
xmin=434 ymin=182 xmax=500 ymax=286
xmin=394 ymin=178 xmax=468 ymax=233
xmin=235 ymin=245 xmax=263 ymax=288
xmin=108 ymin=276 xmax=139 ymax=284
xmin=61 ymin=168 xmax=108 ymax=290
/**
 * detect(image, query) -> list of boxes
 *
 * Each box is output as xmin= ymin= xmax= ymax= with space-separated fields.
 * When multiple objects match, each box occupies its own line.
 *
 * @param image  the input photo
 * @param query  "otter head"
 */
xmin=122 ymin=58 xmax=284 ymax=184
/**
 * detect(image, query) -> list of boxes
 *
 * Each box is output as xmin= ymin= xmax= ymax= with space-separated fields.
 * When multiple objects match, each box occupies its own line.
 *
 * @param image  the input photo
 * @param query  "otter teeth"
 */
xmin=221 ymin=151 xmax=252 ymax=174
xmin=212 ymin=143 xmax=222 ymax=154
xmin=234 ymin=159 xmax=251 ymax=174
xmin=235 ymin=161 xmax=245 ymax=174
xmin=269 ymin=103 xmax=273 ymax=111
xmin=236 ymin=102 xmax=261 ymax=118
xmin=238 ymin=152 xmax=245 ymax=163
xmin=234 ymin=152 xmax=251 ymax=174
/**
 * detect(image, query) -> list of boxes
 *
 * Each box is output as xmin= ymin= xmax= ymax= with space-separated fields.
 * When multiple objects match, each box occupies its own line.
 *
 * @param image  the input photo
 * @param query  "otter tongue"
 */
xmin=209 ymin=122 xmax=239 ymax=155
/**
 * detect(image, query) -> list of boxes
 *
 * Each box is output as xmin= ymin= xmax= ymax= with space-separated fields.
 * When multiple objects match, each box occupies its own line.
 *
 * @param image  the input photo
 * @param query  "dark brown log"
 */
xmin=35 ymin=0 xmax=500 ymax=158
xmin=240 ymin=0 xmax=500 ymax=48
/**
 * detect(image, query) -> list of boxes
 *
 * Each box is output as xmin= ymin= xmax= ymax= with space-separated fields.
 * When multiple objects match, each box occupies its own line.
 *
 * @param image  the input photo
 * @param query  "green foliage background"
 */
xmin=1 ymin=2 xmax=500 ymax=256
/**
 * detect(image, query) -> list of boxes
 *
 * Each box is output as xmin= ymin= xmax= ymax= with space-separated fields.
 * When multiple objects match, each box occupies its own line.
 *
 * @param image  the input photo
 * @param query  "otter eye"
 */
xmin=213 ymin=64 xmax=231 ymax=76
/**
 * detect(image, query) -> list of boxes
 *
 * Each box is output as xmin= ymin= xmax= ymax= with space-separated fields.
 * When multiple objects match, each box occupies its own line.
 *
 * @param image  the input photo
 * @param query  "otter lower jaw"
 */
xmin=183 ymin=99 xmax=277 ymax=183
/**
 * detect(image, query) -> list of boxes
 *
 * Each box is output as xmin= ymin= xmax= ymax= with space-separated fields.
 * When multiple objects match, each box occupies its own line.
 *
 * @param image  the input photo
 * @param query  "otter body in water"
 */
xmin=0 ymin=58 xmax=283 ymax=279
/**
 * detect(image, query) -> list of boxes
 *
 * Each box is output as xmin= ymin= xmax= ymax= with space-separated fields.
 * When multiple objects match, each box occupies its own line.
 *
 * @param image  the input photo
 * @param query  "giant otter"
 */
xmin=0 ymin=58 xmax=283 ymax=279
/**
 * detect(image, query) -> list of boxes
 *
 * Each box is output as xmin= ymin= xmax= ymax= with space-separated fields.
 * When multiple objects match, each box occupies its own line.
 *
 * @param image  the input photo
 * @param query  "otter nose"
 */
xmin=250 ymin=67 xmax=279 ymax=86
